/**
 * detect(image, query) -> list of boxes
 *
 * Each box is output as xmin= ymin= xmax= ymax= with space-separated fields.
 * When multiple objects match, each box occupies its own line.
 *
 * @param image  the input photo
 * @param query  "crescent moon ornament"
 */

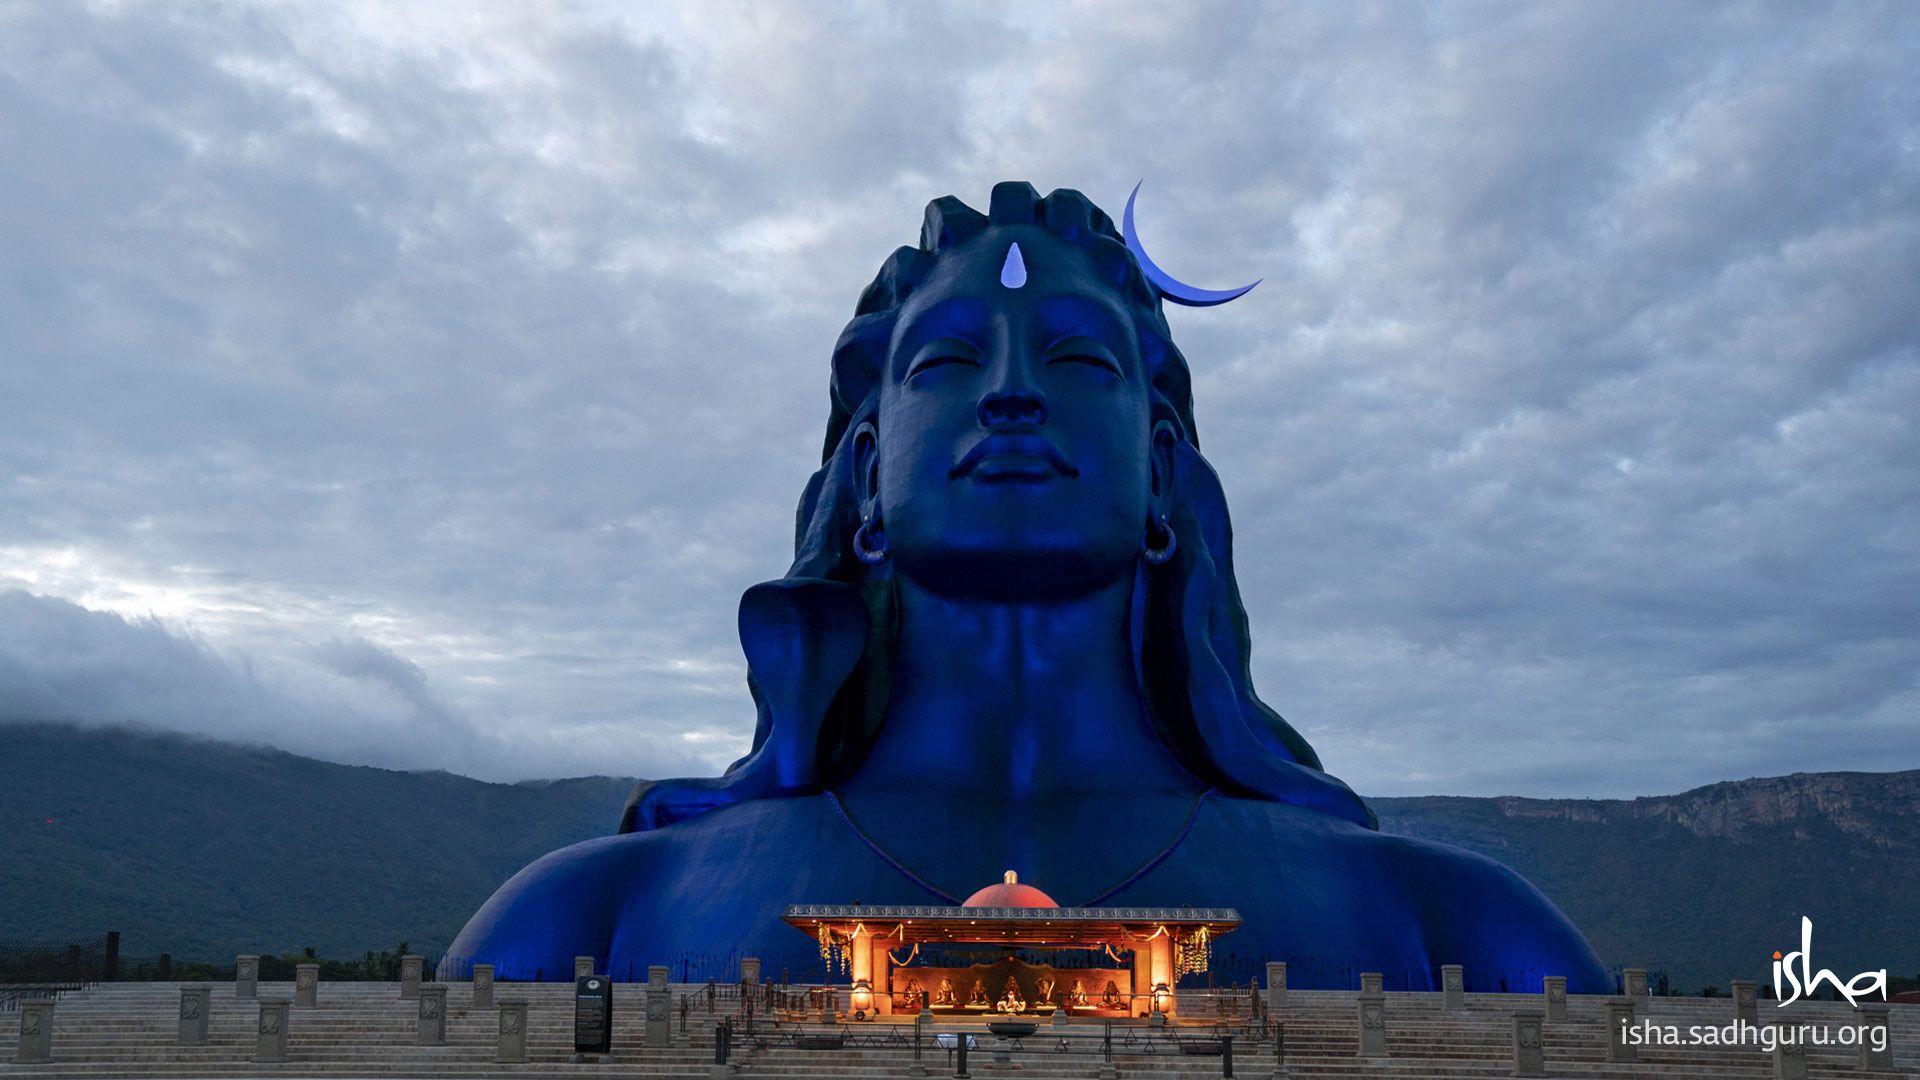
xmin=1122 ymin=181 xmax=1261 ymax=307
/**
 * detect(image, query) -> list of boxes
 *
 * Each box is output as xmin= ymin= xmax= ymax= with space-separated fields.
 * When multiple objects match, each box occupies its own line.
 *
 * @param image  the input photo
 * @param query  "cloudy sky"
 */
xmin=2 ymin=1 xmax=1915 ymax=798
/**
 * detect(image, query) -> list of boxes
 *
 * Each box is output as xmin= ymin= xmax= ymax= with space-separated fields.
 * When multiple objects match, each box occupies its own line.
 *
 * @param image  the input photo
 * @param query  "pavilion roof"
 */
xmin=781 ymin=904 xmax=1241 ymax=948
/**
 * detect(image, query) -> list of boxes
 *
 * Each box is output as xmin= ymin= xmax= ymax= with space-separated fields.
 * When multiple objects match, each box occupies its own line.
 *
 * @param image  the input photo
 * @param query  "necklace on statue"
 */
xmin=825 ymin=786 xmax=1215 ymax=907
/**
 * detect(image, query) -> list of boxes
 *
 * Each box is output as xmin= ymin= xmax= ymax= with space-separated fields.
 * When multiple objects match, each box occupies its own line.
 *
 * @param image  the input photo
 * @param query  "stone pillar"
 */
xmin=1621 ymin=968 xmax=1648 ymax=1016
xmin=15 ymin=1000 xmax=53 ymax=1063
xmin=872 ymin=943 xmax=892 ymax=1016
xmin=1359 ymin=971 xmax=1383 ymax=996
xmin=295 ymin=963 xmax=318 ymax=1007
xmin=741 ymin=957 xmax=761 ymax=986
xmin=1730 ymin=979 xmax=1757 ymax=1026
xmin=1264 ymin=961 xmax=1287 ymax=1012
xmin=1355 ymin=993 xmax=1386 ymax=1058
xmin=235 ymin=954 xmax=259 ymax=1000
xmin=1604 ymin=999 xmax=1636 ymax=1063
xmin=254 ymin=1001 xmax=289 ymax=1062
xmin=417 ymin=985 xmax=447 ymax=1045
xmin=497 ymin=1001 xmax=528 ymax=1063
xmin=1131 ymin=945 xmax=1152 ymax=1015
xmin=1148 ymin=934 xmax=1175 ymax=1017
xmin=178 ymin=986 xmax=210 ymax=1046
xmin=1771 ymin=1025 xmax=1808 ymax=1080
xmin=1857 ymin=1004 xmax=1892 ymax=1069
xmin=645 ymin=965 xmax=671 ymax=1046
xmin=574 ymin=955 xmax=595 ymax=980
xmin=400 ymin=954 xmax=424 ymax=1000
xmin=849 ymin=927 xmax=872 ymax=999
xmin=1542 ymin=976 xmax=1567 ymax=1022
xmin=472 ymin=963 xmax=495 ymax=1009
xmin=1441 ymin=964 xmax=1465 ymax=1011
xmin=1511 ymin=1010 xmax=1545 ymax=1077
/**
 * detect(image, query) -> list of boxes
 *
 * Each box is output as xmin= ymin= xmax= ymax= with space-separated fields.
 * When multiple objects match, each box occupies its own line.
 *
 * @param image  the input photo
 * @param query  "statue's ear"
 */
xmin=1149 ymin=418 xmax=1179 ymax=521
xmin=853 ymin=420 xmax=880 ymax=516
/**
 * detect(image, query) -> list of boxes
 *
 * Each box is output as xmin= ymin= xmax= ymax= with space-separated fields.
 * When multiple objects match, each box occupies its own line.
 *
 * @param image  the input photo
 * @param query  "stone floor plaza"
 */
xmin=3 ymin=968 xmax=1912 ymax=1079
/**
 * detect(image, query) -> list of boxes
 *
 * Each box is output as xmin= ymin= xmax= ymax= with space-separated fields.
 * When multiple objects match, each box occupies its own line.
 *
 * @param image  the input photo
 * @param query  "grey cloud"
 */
xmin=0 ymin=589 xmax=708 ymax=781
xmin=0 ymin=588 xmax=448 ymax=771
xmin=1 ymin=1 xmax=1915 ymax=796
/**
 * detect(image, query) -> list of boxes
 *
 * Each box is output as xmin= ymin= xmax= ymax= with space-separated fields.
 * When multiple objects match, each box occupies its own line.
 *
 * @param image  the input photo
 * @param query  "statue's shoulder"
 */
xmin=549 ymin=790 xmax=844 ymax=886
xmin=1210 ymin=792 xmax=1566 ymax=904
xmin=1201 ymin=795 xmax=1609 ymax=991
xmin=440 ymin=831 xmax=641 ymax=978
xmin=1349 ymin=823 xmax=1612 ymax=992
xmin=445 ymin=796 xmax=843 ymax=979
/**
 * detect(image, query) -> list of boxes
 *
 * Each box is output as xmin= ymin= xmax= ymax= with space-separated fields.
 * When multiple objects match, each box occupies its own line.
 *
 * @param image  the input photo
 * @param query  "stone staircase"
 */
xmin=2 ymin=981 xmax=1913 ymax=1078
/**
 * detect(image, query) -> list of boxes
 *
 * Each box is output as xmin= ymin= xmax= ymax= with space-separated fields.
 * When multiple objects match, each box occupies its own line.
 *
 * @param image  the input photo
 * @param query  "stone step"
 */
xmin=6 ymin=982 xmax=1910 ymax=1079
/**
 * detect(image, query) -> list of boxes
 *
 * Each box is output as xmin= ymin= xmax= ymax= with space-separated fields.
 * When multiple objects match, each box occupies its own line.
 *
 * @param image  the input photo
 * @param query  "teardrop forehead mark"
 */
xmin=999 ymin=242 xmax=1027 ymax=289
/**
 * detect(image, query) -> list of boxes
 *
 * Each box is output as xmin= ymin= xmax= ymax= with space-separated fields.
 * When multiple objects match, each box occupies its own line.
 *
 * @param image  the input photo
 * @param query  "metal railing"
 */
xmin=0 ymin=933 xmax=118 ymax=1012
xmin=706 ymin=1017 xmax=1280 ymax=1077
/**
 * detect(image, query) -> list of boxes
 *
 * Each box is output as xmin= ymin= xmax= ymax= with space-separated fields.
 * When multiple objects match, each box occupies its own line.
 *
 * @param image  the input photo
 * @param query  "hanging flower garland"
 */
xmin=1123 ymin=925 xmax=1169 ymax=947
xmin=817 ymin=925 xmax=846 ymax=974
xmin=1174 ymin=925 xmax=1213 ymax=977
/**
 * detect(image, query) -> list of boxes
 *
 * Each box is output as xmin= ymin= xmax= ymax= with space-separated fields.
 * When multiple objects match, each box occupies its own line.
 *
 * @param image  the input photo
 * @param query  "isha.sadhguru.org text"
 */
xmin=1619 ymin=1018 xmax=1887 ymax=1056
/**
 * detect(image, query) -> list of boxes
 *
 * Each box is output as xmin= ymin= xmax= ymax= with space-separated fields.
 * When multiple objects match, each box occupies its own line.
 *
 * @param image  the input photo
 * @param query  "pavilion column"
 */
xmin=1131 ymin=945 xmax=1152 ymax=1015
xmin=849 ymin=926 xmax=874 ymax=1015
xmin=1148 ymin=933 xmax=1175 ymax=1018
xmin=873 ymin=940 xmax=892 ymax=1016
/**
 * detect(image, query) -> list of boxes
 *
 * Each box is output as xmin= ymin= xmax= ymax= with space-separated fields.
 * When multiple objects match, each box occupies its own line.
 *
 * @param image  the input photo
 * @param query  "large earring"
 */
xmin=853 ymin=516 xmax=889 ymax=565
xmin=1142 ymin=513 xmax=1177 ymax=565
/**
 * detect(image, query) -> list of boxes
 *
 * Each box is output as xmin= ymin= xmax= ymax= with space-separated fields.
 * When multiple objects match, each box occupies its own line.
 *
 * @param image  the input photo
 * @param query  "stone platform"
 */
xmin=2 ymin=980 xmax=1913 ymax=1078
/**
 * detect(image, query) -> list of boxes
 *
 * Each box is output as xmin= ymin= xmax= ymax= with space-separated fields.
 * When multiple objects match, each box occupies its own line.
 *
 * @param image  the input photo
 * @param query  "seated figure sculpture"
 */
xmin=996 ymin=978 xmax=1025 ymax=1014
xmin=1100 ymin=980 xmax=1126 ymax=1012
xmin=934 ymin=978 xmax=956 ymax=1008
xmin=967 ymin=980 xmax=989 ymax=1008
xmin=443 ymin=181 xmax=1611 ymax=994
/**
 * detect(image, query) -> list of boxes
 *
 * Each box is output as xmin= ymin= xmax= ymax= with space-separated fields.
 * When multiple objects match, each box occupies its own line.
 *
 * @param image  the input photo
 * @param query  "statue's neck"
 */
xmin=840 ymin=572 xmax=1197 ymax=801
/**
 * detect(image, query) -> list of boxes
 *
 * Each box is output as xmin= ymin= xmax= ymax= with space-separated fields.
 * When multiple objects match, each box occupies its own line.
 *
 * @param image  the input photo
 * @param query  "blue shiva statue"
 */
xmin=443 ymin=182 xmax=1610 ymax=993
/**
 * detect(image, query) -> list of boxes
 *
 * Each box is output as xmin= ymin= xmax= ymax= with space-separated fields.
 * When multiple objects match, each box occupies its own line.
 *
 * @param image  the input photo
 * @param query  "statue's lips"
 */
xmin=950 ymin=433 xmax=1079 ymax=481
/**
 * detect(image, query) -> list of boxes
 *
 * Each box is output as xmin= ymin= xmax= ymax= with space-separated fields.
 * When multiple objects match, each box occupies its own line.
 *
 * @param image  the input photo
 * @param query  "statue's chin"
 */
xmin=894 ymin=546 xmax=1137 ymax=601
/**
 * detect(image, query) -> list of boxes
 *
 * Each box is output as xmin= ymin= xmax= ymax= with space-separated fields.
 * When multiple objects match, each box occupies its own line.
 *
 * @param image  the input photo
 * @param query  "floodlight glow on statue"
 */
xmin=444 ymin=182 xmax=1610 ymax=993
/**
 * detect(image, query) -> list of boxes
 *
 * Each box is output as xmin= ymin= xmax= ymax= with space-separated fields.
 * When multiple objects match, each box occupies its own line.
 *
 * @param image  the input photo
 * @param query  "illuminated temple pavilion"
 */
xmin=782 ymin=872 xmax=1240 ymax=1020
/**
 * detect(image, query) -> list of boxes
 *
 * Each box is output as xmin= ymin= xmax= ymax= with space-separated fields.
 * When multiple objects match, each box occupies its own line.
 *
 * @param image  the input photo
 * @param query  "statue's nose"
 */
xmin=977 ymin=346 xmax=1049 ymax=428
xmin=977 ymin=386 xmax=1048 ymax=428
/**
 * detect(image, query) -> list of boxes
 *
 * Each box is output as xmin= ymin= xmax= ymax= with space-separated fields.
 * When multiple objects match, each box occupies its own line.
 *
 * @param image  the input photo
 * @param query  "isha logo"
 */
xmin=1770 ymin=916 xmax=1885 ymax=1007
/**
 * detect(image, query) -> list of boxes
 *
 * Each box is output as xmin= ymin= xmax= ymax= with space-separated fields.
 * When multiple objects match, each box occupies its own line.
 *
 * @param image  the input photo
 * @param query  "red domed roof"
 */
xmin=962 ymin=871 xmax=1058 ymax=909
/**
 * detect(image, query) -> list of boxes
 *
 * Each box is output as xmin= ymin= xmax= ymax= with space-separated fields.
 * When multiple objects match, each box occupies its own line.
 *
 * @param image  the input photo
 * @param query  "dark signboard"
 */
xmin=574 ymin=975 xmax=613 ymax=1054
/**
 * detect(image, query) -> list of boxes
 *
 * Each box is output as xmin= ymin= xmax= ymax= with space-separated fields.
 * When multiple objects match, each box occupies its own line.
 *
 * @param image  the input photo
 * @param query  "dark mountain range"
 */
xmin=1372 ymin=770 xmax=1920 ymax=991
xmin=0 ymin=723 xmax=630 ymax=963
xmin=2 ymin=722 xmax=1913 ymax=990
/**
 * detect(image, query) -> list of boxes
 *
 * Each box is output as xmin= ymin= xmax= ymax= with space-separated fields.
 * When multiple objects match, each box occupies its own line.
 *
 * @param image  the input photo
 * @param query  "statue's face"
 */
xmin=869 ymin=226 xmax=1157 ymax=599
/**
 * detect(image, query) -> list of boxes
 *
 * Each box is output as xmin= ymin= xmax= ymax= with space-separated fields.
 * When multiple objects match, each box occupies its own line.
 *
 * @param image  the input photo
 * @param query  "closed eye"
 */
xmin=910 ymin=353 xmax=980 ymax=376
xmin=907 ymin=337 xmax=983 ymax=378
xmin=1049 ymin=352 xmax=1120 ymax=374
xmin=1043 ymin=334 xmax=1122 ymax=376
